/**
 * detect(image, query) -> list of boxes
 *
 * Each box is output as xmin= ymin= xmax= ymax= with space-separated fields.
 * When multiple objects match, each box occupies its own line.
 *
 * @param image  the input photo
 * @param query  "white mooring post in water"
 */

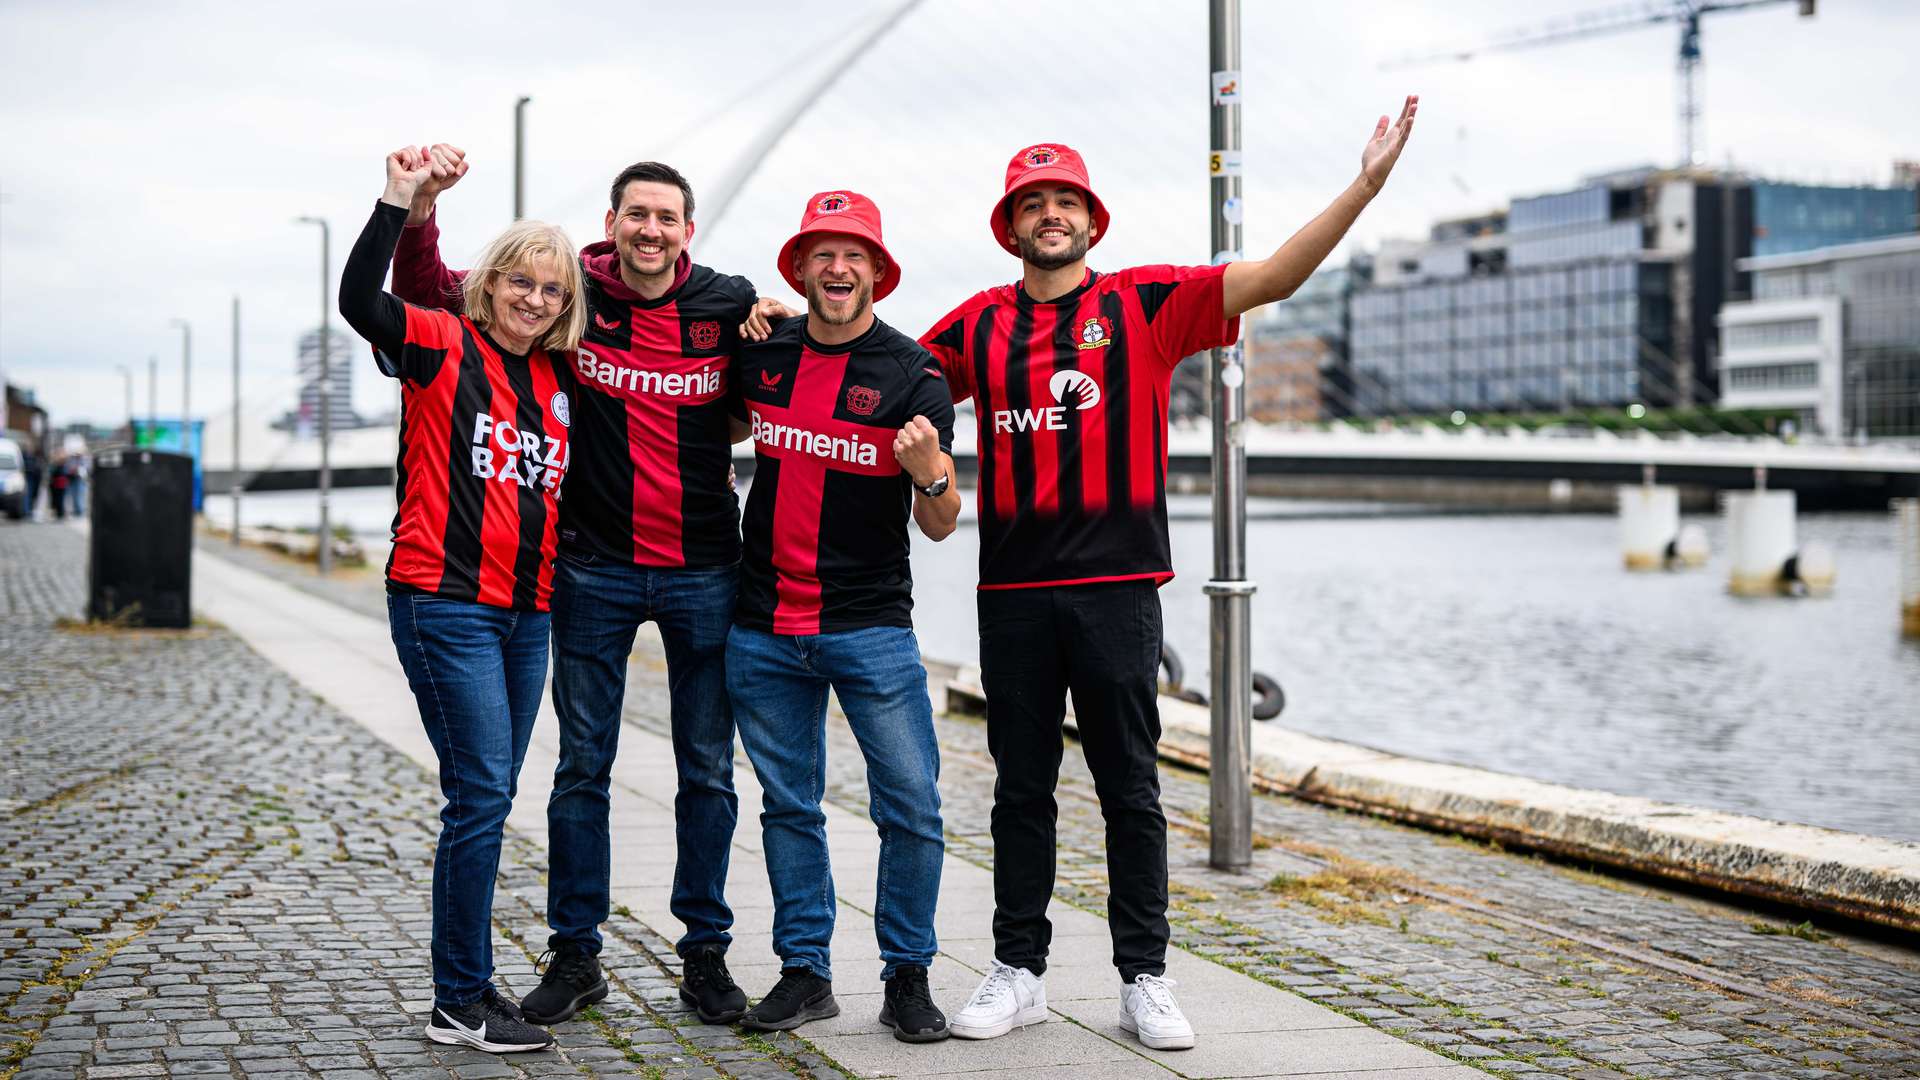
xmin=1725 ymin=489 xmax=1835 ymax=596
xmin=1896 ymin=498 xmax=1920 ymax=638
xmin=1618 ymin=484 xmax=1680 ymax=570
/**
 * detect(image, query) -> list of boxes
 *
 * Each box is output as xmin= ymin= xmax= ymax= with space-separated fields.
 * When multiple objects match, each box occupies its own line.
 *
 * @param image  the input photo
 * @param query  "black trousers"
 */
xmin=978 ymin=579 xmax=1169 ymax=982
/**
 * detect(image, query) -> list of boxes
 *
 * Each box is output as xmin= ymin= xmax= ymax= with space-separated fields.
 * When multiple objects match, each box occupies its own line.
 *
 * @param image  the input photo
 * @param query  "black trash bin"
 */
xmin=89 ymin=448 xmax=193 ymax=628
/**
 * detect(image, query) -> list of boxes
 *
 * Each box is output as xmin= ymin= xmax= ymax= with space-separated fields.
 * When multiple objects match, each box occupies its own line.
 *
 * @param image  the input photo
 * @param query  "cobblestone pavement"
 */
xmin=1 ymin=524 xmax=842 ymax=1080
xmin=627 ymin=641 xmax=1920 ymax=1079
xmin=139 ymin=529 xmax=1920 ymax=1077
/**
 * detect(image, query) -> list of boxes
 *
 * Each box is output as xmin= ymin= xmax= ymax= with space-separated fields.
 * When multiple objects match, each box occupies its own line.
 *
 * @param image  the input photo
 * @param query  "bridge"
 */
xmin=198 ymin=411 xmax=1920 ymax=510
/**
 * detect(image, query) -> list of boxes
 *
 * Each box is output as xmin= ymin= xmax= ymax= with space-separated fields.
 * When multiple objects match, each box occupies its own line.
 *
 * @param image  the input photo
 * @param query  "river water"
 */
xmin=208 ymin=488 xmax=1920 ymax=842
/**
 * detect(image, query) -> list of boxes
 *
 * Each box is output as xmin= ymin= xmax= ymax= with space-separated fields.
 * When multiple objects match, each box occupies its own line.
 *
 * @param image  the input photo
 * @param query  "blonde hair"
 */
xmin=462 ymin=219 xmax=587 ymax=354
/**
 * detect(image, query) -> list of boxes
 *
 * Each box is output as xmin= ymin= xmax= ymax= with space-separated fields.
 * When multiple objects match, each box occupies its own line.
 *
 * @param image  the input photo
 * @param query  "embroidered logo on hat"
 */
xmin=1023 ymin=146 xmax=1059 ymax=166
xmin=816 ymin=192 xmax=852 ymax=214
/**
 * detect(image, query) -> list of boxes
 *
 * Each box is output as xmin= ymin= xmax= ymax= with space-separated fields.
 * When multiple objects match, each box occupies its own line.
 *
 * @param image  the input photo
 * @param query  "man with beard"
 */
xmin=921 ymin=98 xmax=1418 ymax=1050
xmin=724 ymin=191 xmax=960 ymax=1042
xmin=390 ymin=146 xmax=791 ymax=1027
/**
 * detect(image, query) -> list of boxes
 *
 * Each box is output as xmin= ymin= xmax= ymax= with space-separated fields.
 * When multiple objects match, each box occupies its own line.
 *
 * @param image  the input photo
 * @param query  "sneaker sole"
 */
xmin=739 ymin=995 xmax=840 ymax=1032
xmin=879 ymin=1005 xmax=952 ymax=1043
xmin=1117 ymin=1012 xmax=1195 ymax=1050
xmin=949 ymin=1003 xmax=1048 ymax=1040
xmin=425 ymin=1024 xmax=553 ymax=1054
xmin=518 ymin=978 xmax=609 ymax=1026
xmin=678 ymin=987 xmax=748 ymax=1025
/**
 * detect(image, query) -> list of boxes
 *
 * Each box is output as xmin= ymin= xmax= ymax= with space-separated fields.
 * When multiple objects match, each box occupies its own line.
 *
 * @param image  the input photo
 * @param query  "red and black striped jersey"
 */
xmin=920 ymin=265 xmax=1239 ymax=590
xmin=341 ymin=202 xmax=577 ymax=612
xmin=730 ymin=318 xmax=955 ymax=635
xmin=392 ymin=213 xmax=754 ymax=569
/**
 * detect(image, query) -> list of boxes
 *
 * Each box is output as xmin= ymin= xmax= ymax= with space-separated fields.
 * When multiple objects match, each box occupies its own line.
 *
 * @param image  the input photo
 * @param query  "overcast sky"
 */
xmin=2 ymin=0 xmax=1913 ymax=427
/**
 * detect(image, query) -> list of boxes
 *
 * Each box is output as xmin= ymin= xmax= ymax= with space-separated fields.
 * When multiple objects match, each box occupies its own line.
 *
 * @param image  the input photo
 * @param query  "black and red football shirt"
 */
xmin=920 ymin=264 xmax=1239 ymax=590
xmin=731 ymin=318 xmax=954 ymax=635
xmin=392 ymin=213 xmax=753 ymax=569
xmin=341 ymin=202 xmax=577 ymax=612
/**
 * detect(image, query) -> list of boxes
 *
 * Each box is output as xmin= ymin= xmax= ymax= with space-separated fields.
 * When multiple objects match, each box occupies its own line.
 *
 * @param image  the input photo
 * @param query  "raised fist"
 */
xmin=418 ymin=143 xmax=469 ymax=201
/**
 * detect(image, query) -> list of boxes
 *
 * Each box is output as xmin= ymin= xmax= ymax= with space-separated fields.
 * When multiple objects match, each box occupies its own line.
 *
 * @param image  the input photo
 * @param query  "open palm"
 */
xmin=1361 ymin=95 xmax=1419 ymax=191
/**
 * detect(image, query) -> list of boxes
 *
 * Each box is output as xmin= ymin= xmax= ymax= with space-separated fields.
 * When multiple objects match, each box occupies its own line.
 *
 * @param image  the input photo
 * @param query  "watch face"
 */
xmin=921 ymin=474 xmax=949 ymax=497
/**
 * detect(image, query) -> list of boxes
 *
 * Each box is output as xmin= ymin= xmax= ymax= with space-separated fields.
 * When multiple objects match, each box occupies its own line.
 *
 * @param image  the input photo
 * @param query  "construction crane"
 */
xmin=1383 ymin=1 xmax=1816 ymax=168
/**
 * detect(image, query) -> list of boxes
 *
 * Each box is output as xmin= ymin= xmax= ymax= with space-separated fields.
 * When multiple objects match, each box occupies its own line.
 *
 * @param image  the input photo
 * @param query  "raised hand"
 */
xmin=1360 ymin=94 xmax=1418 ymax=194
xmin=420 ymin=143 xmax=469 ymax=200
xmin=893 ymin=415 xmax=942 ymax=488
xmin=382 ymin=146 xmax=433 ymax=209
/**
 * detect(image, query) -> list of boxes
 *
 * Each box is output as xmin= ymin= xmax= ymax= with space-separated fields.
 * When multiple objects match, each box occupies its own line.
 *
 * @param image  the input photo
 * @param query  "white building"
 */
xmin=1716 ymin=295 xmax=1842 ymax=435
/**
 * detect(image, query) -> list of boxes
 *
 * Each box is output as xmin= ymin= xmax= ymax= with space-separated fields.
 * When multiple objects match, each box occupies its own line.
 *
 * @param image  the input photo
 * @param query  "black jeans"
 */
xmin=978 ymin=579 xmax=1169 ymax=982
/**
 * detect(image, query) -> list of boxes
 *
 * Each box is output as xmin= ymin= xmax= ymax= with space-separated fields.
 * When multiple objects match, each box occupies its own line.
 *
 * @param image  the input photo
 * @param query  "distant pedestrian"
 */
xmin=69 ymin=454 xmax=88 ymax=517
xmin=922 ymin=97 xmax=1416 ymax=1051
xmin=47 ymin=459 xmax=69 ymax=521
xmin=339 ymin=145 xmax=585 ymax=1055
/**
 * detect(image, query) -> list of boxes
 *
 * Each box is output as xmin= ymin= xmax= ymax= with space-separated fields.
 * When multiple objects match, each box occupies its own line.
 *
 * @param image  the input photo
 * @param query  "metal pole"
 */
xmin=1205 ymin=0 xmax=1254 ymax=872
xmin=317 ymin=222 xmax=333 ymax=575
xmin=514 ymin=95 xmax=531 ymax=220
xmin=231 ymin=295 xmax=241 ymax=544
xmin=116 ymin=365 xmax=132 ymax=442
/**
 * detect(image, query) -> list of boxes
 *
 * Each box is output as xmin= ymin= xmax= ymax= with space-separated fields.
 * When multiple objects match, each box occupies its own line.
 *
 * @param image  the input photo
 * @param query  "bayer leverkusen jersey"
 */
xmin=731 ymin=318 xmax=954 ymax=635
xmin=920 ymin=264 xmax=1239 ymax=590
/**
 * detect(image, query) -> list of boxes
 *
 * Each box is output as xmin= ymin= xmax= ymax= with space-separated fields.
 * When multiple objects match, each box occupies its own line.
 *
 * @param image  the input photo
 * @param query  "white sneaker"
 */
xmin=1119 ymin=973 xmax=1195 ymax=1050
xmin=949 ymin=959 xmax=1047 ymax=1039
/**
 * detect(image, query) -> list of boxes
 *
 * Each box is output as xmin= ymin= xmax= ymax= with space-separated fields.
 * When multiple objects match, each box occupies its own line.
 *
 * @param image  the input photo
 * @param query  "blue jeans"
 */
xmin=387 ymin=592 xmax=549 ymax=1007
xmin=726 ymin=624 xmax=943 ymax=982
xmin=547 ymin=553 xmax=739 ymax=956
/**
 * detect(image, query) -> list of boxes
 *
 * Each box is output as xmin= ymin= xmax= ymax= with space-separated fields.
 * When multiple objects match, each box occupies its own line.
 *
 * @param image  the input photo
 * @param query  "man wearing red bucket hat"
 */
xmin=922 ymin=97 xmax=1418 ymax=1050
xmin=725 ymin=190 xmax=961 ymax=1042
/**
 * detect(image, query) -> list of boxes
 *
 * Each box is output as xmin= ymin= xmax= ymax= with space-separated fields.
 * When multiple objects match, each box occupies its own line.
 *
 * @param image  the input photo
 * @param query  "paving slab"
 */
xmin=185 ymin=539 xmax=1463 ymax=1079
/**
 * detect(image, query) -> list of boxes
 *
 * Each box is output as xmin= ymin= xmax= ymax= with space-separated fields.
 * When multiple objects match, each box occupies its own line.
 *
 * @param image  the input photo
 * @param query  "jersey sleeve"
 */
xmin=917 ymin=308 xmax=975 ymax=405
xmin=382 ymin=307 xmax=464 ymax=386
xmin=391 ymin=206 xmax=469 ymax=311
xmin=1131 ymin=264 xmax=1241 ymax=367
xmin=904 ymin=355 xmax=957 ymax=456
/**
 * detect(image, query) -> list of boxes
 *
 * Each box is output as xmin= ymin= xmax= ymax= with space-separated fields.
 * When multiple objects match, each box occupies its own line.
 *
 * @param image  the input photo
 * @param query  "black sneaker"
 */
xmin=879 ymin=965 xmax=950 ymax=1043
xmin=740 ymin=968 xmax=839 ymax=1032
xmin=680 ymin=945 xmax=748 ymax=1023
xmin=426 ymin=986 xmax=555 ymax=1053
xmin=519 ymin=941 xmax=609 ymax=1025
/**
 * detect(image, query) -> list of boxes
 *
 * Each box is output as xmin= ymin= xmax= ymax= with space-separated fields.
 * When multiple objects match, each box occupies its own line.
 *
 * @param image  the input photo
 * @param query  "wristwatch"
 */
xmin=915 ymin=472 xmax=950 ymax=498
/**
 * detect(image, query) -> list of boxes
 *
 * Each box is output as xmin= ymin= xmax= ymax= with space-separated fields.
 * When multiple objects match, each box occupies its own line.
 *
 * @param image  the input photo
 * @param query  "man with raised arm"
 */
xmin=391 ymin=148 xmax=791 ymax=1027
xmin=921 ymin=97 xmax=1418 ymax=1051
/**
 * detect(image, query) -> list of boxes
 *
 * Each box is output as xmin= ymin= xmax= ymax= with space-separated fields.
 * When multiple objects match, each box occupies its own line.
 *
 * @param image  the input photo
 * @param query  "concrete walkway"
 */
xmin=189 ymin=543 xmax=1473 ymax=1080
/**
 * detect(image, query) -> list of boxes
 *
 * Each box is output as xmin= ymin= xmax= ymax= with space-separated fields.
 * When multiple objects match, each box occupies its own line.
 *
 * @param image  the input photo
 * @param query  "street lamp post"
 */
xmin=170 ymin=318 xmax=191 ymax=454
xmin=514 ymin=95 xmax=531 ymax=220
xmin=295 ymin=216 xmax=333 ymax=575
xmin=1205 ymin=0 xmax=1255 ymax=872
xmin=115 ymin=364 xmax=133 ymax=443
xmin=147 ymin=355 xmax=157 ymax=436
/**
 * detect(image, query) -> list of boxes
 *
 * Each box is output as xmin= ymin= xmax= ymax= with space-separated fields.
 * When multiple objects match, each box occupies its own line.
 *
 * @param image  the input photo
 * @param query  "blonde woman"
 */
xmin=338 ymin=146 xmax=585 ymax=1053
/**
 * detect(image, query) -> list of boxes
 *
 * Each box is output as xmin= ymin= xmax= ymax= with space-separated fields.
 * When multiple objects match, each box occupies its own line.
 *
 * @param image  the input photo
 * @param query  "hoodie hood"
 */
xmin=578 ymin=240 xmax=693 ymax=304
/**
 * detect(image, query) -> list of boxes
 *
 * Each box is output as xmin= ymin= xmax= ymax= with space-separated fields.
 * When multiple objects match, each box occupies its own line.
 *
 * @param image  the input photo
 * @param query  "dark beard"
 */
xmin=806 ymin=277 xmax=873 ymax=325
xmin=1017 ymin=226 xmax=1089 ymax=270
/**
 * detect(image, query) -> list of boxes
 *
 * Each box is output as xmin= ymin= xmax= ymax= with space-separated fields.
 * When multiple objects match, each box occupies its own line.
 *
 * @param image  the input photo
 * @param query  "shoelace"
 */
xmin=479 ymin=986 xmax=526 ymax=1024
xmin=535 ymin=948 xmax=596 ymax=986
xmin=762 ymin=972 xmax=812 ymax=1005
xmin=891 ymin=971 xmax=935 ymax=1011
xmin=1132 ymin=974 xmax=1181 ymax=1017
xmin=965 ymin=960 xmax=1021 ymax=1009
xmin=688 ymin=951 xmax=739 ymax=993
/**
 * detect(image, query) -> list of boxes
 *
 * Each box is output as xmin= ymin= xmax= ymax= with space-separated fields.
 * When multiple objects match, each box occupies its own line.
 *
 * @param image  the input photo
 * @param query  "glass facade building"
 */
xmin=1752 ymin=182 xmax=1917 ymax=258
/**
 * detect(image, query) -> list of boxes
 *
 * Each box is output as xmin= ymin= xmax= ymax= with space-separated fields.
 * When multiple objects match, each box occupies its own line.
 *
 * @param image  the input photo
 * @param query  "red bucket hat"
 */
xmin=990 ymin=143 xmax=1111 ymax=257
xmin=777 ymin=190 xmax=901 ymax=302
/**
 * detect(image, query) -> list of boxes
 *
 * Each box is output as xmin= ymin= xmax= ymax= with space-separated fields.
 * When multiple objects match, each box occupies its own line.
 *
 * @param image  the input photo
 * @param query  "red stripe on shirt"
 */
xmin=769 ymin=349 xmax=852 ymax=634
xmin=475 ymin=350 xmax=522 ymax=609
xmin=525 ymin=357 xmax=564 ymax=610
xmin=1025 ymin=303 xmax=1061 ymax=516
xmin=628 ymin=302 xmax=685 ymax=564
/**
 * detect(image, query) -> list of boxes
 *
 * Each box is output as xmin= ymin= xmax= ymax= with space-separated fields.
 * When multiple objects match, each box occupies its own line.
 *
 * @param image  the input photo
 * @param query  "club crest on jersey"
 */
xmin=689 ymin=320 xmax=721 ymax=350
xmin=1023 ymin=146 xmax=1059 ymax=166
xmin=550 ymin=391 xmax=571 ymax=428
xmin=845 ymin=385 xmax=881 ymax=416
xmin=1076 ymin=316 xmax=1115 ymax=351
xmin=815 ymin=192 xmax=853 ymax=214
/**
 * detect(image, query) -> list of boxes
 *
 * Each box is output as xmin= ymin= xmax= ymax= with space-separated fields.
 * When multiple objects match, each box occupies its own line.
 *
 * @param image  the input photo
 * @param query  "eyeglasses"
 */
xmin=502 ymin=273 xmax=570 ymax=306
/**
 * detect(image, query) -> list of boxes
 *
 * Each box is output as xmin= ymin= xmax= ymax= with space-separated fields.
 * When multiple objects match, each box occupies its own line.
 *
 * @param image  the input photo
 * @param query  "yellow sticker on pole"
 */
xmin=1209 ymin=150 xmax=1242 ymax=177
